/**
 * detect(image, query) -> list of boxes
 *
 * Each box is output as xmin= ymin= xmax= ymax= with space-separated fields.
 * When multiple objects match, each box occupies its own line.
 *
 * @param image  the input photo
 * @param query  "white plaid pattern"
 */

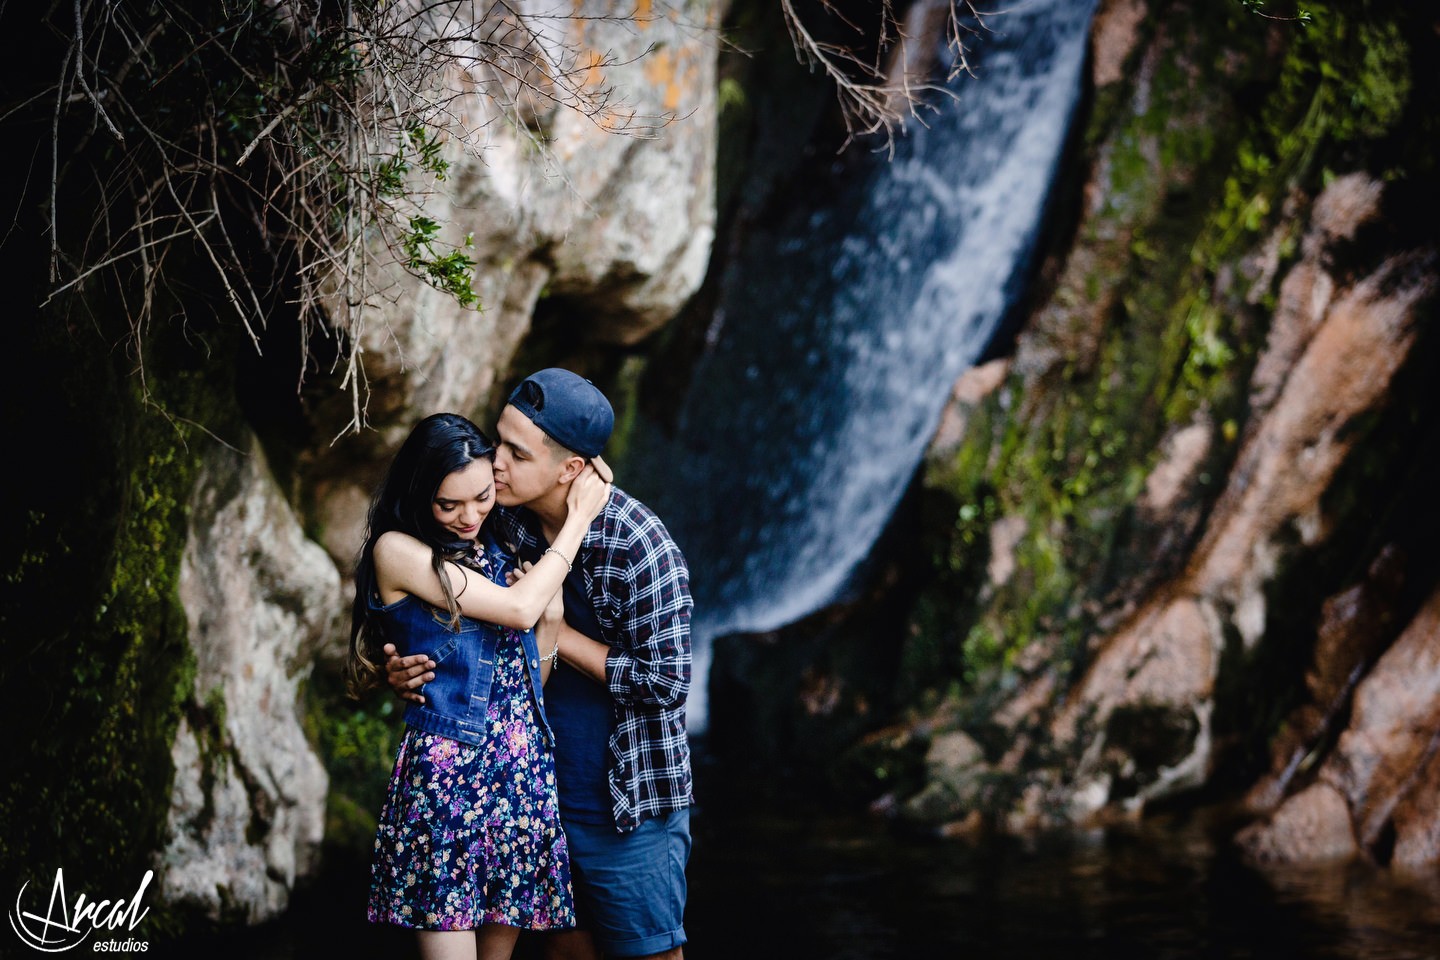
xmin=493 ymin=488 xmax=693 ymax=831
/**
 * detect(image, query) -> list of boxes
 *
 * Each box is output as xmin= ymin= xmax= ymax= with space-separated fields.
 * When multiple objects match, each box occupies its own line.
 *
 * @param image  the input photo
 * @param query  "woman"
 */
xmin=347 ymin=412 xmax=610 ymax=960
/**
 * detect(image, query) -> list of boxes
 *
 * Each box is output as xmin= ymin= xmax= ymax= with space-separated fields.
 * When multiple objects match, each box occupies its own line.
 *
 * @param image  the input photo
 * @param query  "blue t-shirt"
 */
xmin=544 ymin=568 xmax=615 ymax=826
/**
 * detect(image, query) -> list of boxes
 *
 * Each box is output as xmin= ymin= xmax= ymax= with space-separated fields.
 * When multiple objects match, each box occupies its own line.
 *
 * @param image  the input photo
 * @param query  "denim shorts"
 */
xmin=563 ymin=808 xmax=691 ymax=957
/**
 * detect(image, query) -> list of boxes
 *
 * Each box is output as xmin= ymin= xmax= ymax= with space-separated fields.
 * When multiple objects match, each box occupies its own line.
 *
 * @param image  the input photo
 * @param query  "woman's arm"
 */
xmin=536 ymin=577 xmax=564 ymax=686
xmin=374 ymin=467 xmax=609 ymax=629
xmin=510 ymin=559 xmax=564 ymax=685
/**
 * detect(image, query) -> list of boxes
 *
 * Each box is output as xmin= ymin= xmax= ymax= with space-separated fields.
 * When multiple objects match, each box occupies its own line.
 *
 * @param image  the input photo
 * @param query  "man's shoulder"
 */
xmin=596 ymin=488 xmax=691 ymax=608
xmin=606 ymin=487 xmax=680 ymax=548
xmin=607 ymin=485 xmax=658 ymax=523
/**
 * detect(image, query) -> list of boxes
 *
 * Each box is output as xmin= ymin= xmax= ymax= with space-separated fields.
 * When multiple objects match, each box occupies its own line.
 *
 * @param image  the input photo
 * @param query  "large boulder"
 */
xmin=310 ymin=0 xmax=720 ymax=567
xmin=159 ymin=439 xmax=342 ymax=923
xmin=1238 ymin=585 xmax=1440 ymax=870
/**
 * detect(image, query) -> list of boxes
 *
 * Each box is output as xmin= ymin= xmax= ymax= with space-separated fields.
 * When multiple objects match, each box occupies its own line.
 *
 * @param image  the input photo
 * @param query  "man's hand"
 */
xmin=384 ymin=641 xmax=435 ymax=705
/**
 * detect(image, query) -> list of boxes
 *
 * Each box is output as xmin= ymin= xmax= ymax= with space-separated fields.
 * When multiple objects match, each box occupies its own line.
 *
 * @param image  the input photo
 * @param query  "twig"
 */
xmin=235 ymin=90 xmax=314 ymax=167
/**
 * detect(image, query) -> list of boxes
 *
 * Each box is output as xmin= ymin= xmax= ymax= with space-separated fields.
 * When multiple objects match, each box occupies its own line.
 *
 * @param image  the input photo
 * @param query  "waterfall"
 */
xmin=629 ymin=0 xmax=1097 ymax=730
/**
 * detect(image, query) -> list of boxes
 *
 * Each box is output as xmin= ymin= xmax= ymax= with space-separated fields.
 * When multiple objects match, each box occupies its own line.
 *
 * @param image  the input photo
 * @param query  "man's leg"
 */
xmin=541 ymin=931 xmax=683 ymax=960
xmin=560 ymin=810 xmax=691 ymax=960
xmin=634 ymin=948 xmax=682 ymax=960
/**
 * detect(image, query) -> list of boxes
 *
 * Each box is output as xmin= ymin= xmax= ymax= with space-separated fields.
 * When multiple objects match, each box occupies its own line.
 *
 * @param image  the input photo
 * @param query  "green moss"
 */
xmin=3 ymin=381 xmax=192 ymax=891
xmin=0 ymin=276 xmax=253 ymax=938
xmin=304 ymin=669 xmax=404 ymax=857
xmin=602 ymin=355 xmax=650 ymax=467
xmin=902 ymin=0 xmax=1417 ymax=720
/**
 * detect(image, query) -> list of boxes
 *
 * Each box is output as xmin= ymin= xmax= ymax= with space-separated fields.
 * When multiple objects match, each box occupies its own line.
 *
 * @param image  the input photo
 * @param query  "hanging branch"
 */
xmin=28 ymin=0 xmax=996 ymax=433
xmin=779 ymin=0 xmax=987 ymax=152
xmin=29 ymin=0 xmax=677 ymax=435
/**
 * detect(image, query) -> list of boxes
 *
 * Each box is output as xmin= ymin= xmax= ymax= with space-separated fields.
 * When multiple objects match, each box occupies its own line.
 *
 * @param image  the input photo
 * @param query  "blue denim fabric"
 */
xmin=371 ymin=534 xmax=553 ymax=749
xmin=563 ymin=808 xmax=690 ymax=957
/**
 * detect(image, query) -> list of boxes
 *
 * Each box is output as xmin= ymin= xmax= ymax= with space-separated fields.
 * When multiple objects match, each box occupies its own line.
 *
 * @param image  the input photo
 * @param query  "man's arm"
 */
xmin=384 ymin=642 xmax=435 ymax=704
xmin=602 ymin=529 xmax=692 ymax=709
xmin=555 ymin=620 xmax=609 ymax=685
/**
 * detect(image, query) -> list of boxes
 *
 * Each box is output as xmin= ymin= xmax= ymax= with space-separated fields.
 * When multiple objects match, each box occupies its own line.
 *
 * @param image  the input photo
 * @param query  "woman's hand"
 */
xmin=566 ymin=461 xmax=612 ymax=524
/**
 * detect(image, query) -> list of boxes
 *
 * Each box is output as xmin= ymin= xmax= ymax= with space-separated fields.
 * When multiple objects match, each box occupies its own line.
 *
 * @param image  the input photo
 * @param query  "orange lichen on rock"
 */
xmin=643 ymin=47 xmax=690 ymax=113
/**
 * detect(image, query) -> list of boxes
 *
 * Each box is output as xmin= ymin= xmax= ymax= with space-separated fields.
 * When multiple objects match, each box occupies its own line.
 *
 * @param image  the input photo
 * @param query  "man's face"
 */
xmin=493 ymin=404 xmax=567 ymax=508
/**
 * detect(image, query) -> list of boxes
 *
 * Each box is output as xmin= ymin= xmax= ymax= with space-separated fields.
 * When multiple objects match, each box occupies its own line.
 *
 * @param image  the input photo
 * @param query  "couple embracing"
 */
xmin=347 ymin=369 xmax=692 ymax=960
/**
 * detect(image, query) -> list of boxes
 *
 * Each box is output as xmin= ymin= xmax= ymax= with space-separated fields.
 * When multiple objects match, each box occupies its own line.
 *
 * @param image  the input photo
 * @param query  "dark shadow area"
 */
xmin=150 ymin=735 xmax=1440 ymax=960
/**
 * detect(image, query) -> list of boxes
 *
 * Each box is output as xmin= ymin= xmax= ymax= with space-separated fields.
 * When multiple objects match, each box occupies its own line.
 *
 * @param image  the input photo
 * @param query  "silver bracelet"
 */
xmin=543 ymin=546 xmax=573 ymax=572
xmin=546 ymin=640 xmax=561 ymax=669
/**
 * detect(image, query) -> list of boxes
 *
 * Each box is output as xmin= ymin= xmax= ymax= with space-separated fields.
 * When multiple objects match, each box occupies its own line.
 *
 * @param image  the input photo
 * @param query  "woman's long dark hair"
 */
xmin=346 ymin=413 xmax=495 ymax=697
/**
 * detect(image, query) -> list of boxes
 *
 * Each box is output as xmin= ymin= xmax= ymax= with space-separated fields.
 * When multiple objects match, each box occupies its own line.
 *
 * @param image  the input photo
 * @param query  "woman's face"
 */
xmin=431 ymin=458 xmax=495 ymax=541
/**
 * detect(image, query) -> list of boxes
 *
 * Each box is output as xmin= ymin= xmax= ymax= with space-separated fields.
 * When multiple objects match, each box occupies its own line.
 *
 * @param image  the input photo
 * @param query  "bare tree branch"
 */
xmin=779 ymin=0 xmax=986 ymax=152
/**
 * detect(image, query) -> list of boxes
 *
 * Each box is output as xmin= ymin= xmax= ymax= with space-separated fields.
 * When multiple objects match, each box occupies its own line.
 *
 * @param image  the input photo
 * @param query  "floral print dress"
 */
xmin=367 ymin=625 xmax=576 ymax=931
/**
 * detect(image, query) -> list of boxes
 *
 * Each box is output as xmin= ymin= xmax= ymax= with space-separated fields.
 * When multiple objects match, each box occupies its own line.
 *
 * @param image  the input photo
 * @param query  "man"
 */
xmin=385 ymin=368 xmax=693 ymax=960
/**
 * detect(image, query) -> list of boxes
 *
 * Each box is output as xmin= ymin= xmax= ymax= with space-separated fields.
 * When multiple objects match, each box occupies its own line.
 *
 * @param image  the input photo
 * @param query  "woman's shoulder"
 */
xmin=371 ymin=531 xmax=434 ymax=601
xmin=373 ymin=529 xmax=428 ymax=563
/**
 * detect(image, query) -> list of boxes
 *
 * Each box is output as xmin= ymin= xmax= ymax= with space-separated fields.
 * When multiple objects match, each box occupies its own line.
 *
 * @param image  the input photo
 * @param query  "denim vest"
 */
xmin=370 ymin=534 xmax=553 ymax=748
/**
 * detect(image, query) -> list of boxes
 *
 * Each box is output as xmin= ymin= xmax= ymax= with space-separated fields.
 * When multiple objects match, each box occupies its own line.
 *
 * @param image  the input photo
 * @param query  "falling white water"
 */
xmin=630 ymin=0 xmax=1098 ymax=731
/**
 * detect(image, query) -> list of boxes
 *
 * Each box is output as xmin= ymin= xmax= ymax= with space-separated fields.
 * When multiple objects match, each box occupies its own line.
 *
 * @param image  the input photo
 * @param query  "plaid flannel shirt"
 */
xmin=491 ymin=487 xmax=693 ymax=832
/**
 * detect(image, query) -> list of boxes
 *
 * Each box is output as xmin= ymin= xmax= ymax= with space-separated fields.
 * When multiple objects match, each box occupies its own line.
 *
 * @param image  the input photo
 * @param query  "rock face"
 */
xmin=1051 ymin=171 xmax=1435 ymax=823
xmin=160 ymin=440 xmax=341 ymax=923
xmin=159 ymin=0 xmax=722 ymax=921
xmin=829 ymin=0 xmax=1440 ymax=873
xmin=308 ymin=0 xmax=719 ymax=569
xmin=1240 ymin=584 xmax=1440 ymax=872
xmin=309 ymin=2 xmax=718 ymax=450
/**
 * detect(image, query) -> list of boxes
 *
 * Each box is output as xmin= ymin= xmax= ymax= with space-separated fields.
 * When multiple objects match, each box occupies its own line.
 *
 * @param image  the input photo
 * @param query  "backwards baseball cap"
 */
xmin=506 ymin=368 xmax=614 ymax=458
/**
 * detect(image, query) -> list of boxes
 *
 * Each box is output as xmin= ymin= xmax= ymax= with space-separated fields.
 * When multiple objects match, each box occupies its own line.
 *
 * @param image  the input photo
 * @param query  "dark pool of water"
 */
xmin=161 ymin=803 xmax=1440 ymax=959
xmin=684 ymin=806 xmax=1440 ymax=960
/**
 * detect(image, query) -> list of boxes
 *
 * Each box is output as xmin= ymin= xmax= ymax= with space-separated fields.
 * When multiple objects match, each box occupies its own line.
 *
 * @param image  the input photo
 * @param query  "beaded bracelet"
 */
xmin=543 ymin=546 xmax=573 ymax=572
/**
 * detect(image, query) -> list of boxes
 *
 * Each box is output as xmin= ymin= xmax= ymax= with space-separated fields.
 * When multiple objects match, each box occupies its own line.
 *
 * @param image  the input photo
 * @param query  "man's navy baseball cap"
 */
xmin=506 ymin=368 xmax=614 ymax=458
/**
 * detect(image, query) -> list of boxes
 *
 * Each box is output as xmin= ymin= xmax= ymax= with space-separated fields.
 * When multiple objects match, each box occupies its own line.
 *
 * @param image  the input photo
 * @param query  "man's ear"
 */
xmin=557 ymin=455 xmax=587 ymax=485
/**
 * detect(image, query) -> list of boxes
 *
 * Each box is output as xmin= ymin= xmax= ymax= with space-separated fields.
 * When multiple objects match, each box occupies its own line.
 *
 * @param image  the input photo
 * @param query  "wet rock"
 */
xmin=1048 ymin=174 xmax=1436 ymax=821
xmin=1391 ymin=744 xmax=1440 ymax=873
xmin=1090 ymin=0 xmax=1147 ymax=89
xmin=1245 ymin=547 xmax=1406 ymax=813
xmin=1237 ymin=782 xmax=1359 ymax=864
xmin=1327 ymin=585 xmax=1440 ymax=858
xmin=903 ymin=730 xmax=992 ymax=822
xmin=931 ymin=358 xmax=1010 ymax=455
xmin=1238 ymin=584 xmax=1440 ymax=867
xmin=160 ymin=439 xmax=341 ymax=922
